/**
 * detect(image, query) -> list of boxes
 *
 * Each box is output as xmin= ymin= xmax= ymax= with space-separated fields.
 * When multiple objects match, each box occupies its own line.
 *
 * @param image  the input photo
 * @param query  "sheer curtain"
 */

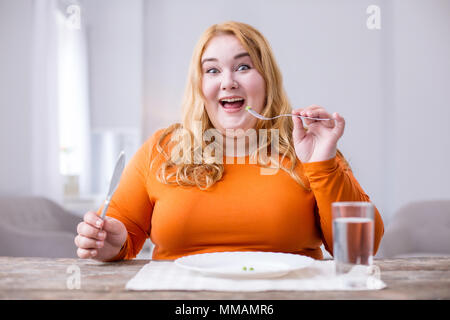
xmin=56 ymin=1 xmax=91 ymax=197
xmin=30 ymin=0 xmax=91 ymax=203
xmin=30 ymin=0 xmax=62 ymax=203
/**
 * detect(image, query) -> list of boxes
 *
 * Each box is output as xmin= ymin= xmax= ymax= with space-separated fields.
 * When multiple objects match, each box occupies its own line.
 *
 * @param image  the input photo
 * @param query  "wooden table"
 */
xmin=0 ymin=256 xmax=449 ymax=299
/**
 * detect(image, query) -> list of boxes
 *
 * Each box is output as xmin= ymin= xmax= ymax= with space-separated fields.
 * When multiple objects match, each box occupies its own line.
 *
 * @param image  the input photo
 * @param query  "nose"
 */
xmin=220 ymin=71 xmax=238 ymax=90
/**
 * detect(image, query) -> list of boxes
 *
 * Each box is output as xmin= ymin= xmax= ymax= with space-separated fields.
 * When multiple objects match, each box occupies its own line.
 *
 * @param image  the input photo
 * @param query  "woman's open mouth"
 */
xmin=219 ymin=97 xmax=245 ymax=113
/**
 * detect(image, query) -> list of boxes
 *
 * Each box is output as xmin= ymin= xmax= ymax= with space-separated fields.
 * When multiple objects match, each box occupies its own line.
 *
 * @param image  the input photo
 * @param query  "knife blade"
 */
xmin=100 ymin=151 xmax=126 ymax=220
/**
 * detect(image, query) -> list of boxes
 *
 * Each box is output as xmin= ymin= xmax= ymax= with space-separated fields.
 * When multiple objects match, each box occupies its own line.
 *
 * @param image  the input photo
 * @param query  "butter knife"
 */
xmin=100 ymin=151 xmax=126 ymax=220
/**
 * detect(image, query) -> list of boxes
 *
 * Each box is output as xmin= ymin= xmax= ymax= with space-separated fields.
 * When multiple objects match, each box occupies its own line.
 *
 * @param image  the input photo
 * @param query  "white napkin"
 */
xmin=125 ymin=260 xmax=386 ymax=292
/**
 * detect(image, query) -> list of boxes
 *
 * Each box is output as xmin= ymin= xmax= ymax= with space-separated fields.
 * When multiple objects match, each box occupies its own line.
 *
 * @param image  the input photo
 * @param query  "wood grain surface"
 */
xmin=0 ymin=256 xmax=449 ymax=299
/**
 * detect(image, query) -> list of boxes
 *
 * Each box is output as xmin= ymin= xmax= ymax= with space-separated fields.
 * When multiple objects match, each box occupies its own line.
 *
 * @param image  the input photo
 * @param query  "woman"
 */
xmin=75 ymin=21 xmax=384 ymax=262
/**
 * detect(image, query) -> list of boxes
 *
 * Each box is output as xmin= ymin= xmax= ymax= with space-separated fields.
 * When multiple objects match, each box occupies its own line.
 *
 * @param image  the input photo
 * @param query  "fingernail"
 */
xmin=98 ymin=231 xmax=106 ymax=239
xmin=91 ymin=250 xmax=97 ymax=257
xmin=96 ymin=220 xmax=102 ymax=227
xmin=96 ymin=241 xmax=103 ymax=248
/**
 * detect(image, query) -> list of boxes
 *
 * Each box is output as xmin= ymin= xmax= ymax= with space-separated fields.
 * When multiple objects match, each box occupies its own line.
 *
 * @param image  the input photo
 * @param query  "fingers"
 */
xmin=102 ymin=216 xmax=124 ymax=235
xmin=75 ymin=234 xmax=104 ymax=249
xmin=332 ymin=112 xmax=345 ymax=138
xmin=79 ymin=211 xmax=122 ymax=235
xmin=300 ymin=105 xmax=321 ymax=126
xmin=75 ymin=211 xmax=107 ymax=259
xmin=74 ymin=234 xmax=104 ymax=259
xmin=75 ymin=228 xmax=105 ymax=259
xmin=83 ymin=210 xmax=104 ymax=229
xmin=77 ymin=220 xmax=106 ymax=240
xmin=300 ymin=105 xmax=334 ymax=127
xmin=77 ymin=247 xmax=98 ymax=259
xmin=292 ymin=108 xmax=307 ymax=142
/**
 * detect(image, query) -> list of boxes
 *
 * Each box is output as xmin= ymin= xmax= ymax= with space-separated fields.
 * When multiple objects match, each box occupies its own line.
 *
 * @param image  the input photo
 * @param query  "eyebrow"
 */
xmin=201 ymin=52 xmax=250 ymax=65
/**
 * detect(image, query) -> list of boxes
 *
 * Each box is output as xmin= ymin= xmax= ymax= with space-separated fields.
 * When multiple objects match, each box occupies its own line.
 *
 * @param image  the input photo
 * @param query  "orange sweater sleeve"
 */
xmin=301 ymin=153 xmax=384 ymax=256
xmin=96 ymin=130 xmax=163 ymax=261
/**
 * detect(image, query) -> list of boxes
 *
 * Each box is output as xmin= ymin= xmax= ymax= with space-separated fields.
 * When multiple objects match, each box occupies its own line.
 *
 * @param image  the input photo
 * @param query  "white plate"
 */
xmin=174 ymin=251 xmax=315 ymax=279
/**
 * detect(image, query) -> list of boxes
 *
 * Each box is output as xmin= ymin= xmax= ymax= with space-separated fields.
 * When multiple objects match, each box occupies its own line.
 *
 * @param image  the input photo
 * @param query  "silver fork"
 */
xmin=245 ymin=106 xmax=332 ymax=121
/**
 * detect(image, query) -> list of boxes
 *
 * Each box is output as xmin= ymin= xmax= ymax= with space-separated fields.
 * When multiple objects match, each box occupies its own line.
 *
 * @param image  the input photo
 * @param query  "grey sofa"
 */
xmin=378 ymin=199 xmax=450 ymax=258
xmin=0 ymin=196 xmax=81 ymax=258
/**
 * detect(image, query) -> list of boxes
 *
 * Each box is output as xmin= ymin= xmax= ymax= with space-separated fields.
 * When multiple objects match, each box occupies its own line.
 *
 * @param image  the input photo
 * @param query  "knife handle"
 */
xmin=100 ymin=197 xmax=111 ymax=220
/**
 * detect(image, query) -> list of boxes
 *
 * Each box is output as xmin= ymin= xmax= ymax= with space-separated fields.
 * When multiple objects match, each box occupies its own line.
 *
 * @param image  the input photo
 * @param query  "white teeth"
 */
xmin=220 ymin=98 xmax=244 ymax=103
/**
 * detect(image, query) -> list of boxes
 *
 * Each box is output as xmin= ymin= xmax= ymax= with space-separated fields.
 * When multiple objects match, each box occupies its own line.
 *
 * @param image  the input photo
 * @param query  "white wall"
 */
xmin=385 ymin=0 xmax=450 ymax=222
xmin=0 ymin=0 xmax=33 ymax=195
xmin=83 ymin=0 xmax=143 ymax=194
xmin=84 ymin=0 xmax=143 ymax=131
xmin=142 ymin=0 xmax=450 ymax=225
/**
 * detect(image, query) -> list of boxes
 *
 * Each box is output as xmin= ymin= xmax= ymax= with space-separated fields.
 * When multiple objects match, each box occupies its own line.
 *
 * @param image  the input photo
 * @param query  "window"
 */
xmin=56 ymin=4 xmax=91 ymax=198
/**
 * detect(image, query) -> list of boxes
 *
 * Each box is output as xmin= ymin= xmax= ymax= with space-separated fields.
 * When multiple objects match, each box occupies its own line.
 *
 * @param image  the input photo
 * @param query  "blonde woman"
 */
xmin=74 ymin=21 xmax=384 ymax=262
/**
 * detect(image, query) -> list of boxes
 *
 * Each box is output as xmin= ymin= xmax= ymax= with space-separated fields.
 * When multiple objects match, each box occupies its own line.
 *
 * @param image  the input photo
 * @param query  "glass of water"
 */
xmin=332 ymin=202 xmax=374 ymax=275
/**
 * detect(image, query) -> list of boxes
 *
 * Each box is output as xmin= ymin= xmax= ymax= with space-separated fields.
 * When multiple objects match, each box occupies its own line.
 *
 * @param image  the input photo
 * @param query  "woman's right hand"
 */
xmin=75 ymin=211 xmax=127 ymax=261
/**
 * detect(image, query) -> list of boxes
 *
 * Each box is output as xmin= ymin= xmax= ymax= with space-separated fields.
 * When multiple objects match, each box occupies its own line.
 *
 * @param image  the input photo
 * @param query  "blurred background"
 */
xmin=0 ymin=0 xmax=449 ymax=258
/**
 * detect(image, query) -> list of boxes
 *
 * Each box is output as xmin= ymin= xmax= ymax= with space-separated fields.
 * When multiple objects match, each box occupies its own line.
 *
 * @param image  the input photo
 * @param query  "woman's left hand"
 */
xmin=292 ymin=105 xmax=345 ymax=163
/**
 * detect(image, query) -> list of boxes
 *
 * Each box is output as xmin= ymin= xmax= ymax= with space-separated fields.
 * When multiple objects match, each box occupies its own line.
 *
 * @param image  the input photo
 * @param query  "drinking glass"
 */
xmin=332 ymin=202 xmax=374 ymax=275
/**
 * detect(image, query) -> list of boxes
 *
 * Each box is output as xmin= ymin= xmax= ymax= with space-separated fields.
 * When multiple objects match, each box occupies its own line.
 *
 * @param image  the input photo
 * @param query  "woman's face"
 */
xmin=201 ymin=34 xmax=266 ymax=136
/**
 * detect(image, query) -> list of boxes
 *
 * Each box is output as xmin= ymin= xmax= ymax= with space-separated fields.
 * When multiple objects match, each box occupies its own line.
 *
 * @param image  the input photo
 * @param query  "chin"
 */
xmin=222 ymin=126 xmax=253 ymax=138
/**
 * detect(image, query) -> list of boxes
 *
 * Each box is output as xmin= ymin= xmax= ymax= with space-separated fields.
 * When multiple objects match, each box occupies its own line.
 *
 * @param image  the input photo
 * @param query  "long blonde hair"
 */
xmin=151 ymin=21 xmax=309 ymax=190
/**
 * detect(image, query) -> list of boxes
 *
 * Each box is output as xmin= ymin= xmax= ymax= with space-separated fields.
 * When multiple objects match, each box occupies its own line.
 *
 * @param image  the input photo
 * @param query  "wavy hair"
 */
xmin=151 ymin=21 xmax=326 ymax=190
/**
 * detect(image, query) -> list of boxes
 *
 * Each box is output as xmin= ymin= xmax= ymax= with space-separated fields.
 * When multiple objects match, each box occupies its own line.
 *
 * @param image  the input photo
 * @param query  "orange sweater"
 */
xmin=99 ymin=128 xmax=384 ymax=261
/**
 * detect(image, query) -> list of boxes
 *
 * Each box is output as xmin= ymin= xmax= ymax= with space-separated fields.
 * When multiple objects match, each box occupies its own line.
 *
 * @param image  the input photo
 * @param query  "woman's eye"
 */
xmin=237 ymin=64 xmax=250 ymax=71
xmin=206 ymin=68 xmax=219 ymax=74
